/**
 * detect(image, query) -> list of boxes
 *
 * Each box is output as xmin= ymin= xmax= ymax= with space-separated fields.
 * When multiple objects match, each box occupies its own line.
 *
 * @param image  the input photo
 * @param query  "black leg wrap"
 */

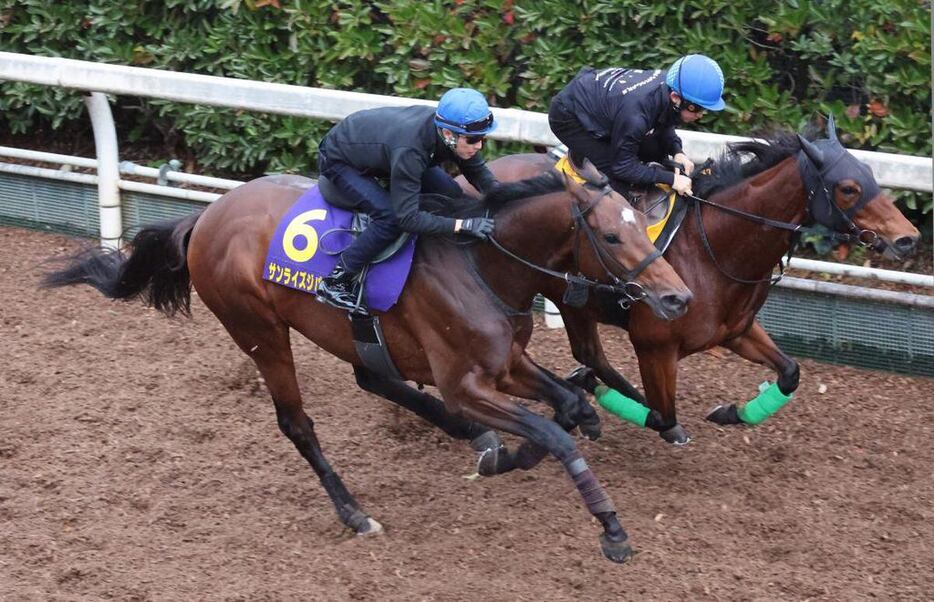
xmin=565 ymin=453 xmax=616 ymax=515
xmin=706 ymin=403 xmax=743 ymax=425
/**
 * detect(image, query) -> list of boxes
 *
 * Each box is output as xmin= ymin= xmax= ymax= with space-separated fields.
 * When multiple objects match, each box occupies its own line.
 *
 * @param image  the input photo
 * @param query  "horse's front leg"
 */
xmin=706 ymin=319 xmax=799 ymax=426
xmin=560 ymin=306 xmax=647 ymax=404
xmin=560 ymin=308 xmax=671 ymax=436
xmin=506 ymin=354 xmax=602 ymax=440
xmin=475 ymin=353 xmax=602 ymax=476
xmin=437 ymin=371 xmax=632 ymax=564
xmin=633 ymin=344 xmax=691 ymax=445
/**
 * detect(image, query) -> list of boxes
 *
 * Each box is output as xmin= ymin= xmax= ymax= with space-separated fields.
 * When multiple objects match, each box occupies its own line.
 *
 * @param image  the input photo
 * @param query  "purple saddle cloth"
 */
xmin=263 ymin=185 xmax=417 ymax=312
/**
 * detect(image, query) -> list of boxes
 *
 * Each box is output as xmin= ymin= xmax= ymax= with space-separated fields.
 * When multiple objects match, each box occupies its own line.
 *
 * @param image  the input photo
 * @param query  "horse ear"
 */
xmin=797 ymin=134 xmax=824 ymax=169
xmin=826 ymin=113 xmax=838 ymax=141
xmin=561 ymin=169 xmax=591 ymax=205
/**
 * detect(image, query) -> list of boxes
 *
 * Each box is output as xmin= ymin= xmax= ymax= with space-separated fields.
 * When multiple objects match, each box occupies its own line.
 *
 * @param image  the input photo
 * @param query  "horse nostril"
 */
xmin=894 ymin=236 xmax=918 ymax=254
xmin=661 ymin=293 xmax=691 ymax=316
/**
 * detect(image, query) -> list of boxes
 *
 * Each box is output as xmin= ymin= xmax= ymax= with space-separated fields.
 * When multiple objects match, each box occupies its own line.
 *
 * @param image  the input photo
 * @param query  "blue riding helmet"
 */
xmin=666 ymin=55 xmax=726 ymax=111
xmin=434 ymin=88 xmax=497 ymax=135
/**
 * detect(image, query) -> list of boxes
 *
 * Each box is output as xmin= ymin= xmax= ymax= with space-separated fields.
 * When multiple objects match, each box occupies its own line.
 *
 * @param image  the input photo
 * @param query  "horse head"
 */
xmin=797 ymin=114 xmax=920 ymax=259
xmin=561 ymin=171 xmax=692 ymax=320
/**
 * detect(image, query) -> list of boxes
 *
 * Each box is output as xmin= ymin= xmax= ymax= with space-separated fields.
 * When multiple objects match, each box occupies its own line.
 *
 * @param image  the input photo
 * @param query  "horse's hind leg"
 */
xmin=438 ymin=375 xmax=631 ymax=563
xmin=707 ymin=320 xmax=799 ymax=426
xmin=228 ymin=322 xmax=382 ymax=535
xmin=353 ymin=366 xmax=514 ymax=475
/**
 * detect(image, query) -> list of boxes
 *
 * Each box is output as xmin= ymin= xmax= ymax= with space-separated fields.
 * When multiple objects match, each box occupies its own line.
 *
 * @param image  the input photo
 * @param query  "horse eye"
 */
xmin=840 ymin=185 xmax=859 ymax=195
xmin=603 ymin=233 xmax=621 ymax=244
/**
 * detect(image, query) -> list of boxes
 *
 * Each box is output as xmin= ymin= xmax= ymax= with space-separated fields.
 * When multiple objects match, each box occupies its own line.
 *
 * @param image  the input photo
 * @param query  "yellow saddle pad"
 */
xmin=555 ymin=157 xmax=676 ymax=243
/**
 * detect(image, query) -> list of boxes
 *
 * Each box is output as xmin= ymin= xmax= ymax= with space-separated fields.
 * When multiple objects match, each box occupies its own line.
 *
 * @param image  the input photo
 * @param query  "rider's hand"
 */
xmin=672 ymin=152 xmax=695 ymax=176
xmin=457 ymin=217 xmax=495 ymax=239
xmin=672 ymin=172 xmax=693 ymax=196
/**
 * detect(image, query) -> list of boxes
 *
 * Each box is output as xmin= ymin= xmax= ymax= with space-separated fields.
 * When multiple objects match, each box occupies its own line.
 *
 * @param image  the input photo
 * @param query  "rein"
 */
xmin=482 ymin=184 xmax=662 ymax=311
xmin=485 ymin=235 xmax=655 ymax=303
xmin=685 ymin=192 xmax=799 ymax=285
xmin=684 ymin=150 xmax=880 ymax=286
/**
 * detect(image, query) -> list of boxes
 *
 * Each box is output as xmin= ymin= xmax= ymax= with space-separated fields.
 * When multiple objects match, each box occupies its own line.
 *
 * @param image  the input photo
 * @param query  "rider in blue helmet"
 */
xmin=316 ymin=88 xmax=500 ymax=312
xmin=549 ymin=54 xmax=725 ymax=198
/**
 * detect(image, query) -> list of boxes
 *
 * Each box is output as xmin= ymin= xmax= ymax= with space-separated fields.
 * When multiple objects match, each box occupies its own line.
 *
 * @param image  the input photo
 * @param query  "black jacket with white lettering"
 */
xmin=318 ymin=105 xmax=497 ymax=235
xmin=553 ymin=67 xmax=683 ymax=186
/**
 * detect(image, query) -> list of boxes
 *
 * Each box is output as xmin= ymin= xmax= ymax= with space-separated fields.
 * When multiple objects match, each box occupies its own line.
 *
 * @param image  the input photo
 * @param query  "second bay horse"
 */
xmin=467 ymin=117 xmax=920 ymax=444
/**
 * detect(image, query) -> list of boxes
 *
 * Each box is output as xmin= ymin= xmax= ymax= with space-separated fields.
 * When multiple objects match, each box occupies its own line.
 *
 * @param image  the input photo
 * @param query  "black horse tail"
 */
xmin=42 ymin=211 xmax=203 ymax=317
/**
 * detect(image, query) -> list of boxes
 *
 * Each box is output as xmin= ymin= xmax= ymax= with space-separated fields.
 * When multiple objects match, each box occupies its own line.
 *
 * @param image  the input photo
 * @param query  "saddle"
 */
xmin=553 ymin=154 xmax=688 ymax=254
xmin=317 ymin=174 xmax=411 ymax=263
xmin=315 ymin=174 xmax=409 ymax=380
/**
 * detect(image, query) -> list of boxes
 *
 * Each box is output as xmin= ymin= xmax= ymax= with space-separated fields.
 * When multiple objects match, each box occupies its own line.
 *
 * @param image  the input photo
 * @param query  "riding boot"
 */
xmin=316 ymin=263 xmax=361 ymax=311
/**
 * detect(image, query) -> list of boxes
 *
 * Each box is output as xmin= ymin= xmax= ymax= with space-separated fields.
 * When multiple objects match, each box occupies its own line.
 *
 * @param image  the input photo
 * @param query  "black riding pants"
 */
xmin=318 ymin=158 xmax=461 ymax=273
xmin=548 ymin=98 xmax=668 ymax=195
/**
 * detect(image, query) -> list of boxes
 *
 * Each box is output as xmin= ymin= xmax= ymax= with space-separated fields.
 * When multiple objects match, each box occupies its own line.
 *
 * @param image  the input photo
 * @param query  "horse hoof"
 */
xmin=579 ymin=419 xmax=602 ymax=441
xmin=477 ymin=444 xmax=512 ymax=476
xmin=706 ymin=404 xmax=742 ymax=425
xmin=599 ymin=533 xmax=633 ymax=564
xmin=659 ymin=424 xmax=691 ymax=446
xmin=566 ymin=366 xmax=599 ymax=394
xmin=356 ymin=517 xmax=384 ymax=536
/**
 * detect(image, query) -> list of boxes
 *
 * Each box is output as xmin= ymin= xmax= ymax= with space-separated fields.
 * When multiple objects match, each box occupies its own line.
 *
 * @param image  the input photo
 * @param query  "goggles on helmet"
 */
xmin=435 ymin=112 xmax=494 ymax=133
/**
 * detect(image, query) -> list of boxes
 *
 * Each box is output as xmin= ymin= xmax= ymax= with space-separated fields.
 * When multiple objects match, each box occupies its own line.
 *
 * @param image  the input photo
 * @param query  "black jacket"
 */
xmin=553 ymin=67 xmax=683 ymax=186
xmin=318 ymin=105 xmax=497 ymax=235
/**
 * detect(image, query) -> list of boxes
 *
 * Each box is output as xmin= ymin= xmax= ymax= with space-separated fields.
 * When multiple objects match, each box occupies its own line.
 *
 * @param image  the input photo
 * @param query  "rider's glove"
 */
xmin=458 ymin=217 xmax=495 ymax=240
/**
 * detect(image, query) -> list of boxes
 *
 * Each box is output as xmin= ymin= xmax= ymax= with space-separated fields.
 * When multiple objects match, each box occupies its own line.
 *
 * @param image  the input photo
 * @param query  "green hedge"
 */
xmin=0 ymin=0 xmax=930 ymax=219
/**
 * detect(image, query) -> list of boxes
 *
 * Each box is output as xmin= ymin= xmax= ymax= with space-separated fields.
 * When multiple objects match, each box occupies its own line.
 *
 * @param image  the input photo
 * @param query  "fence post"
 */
xmin=84 ymin=92 xmax=121 ymax=249
xmin=543 ymin=298 xmax=565 ymax=328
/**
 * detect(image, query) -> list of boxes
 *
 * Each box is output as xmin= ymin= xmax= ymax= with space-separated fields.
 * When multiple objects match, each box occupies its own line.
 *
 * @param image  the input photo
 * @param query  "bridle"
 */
xmin=685 ymin=136 xmax=883 ymax=285
xmin=487 ymin=183 xmax=662 ymax=309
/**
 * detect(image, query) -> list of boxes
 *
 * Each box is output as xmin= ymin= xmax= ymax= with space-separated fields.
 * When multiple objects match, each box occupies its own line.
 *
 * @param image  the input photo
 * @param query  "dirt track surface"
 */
xmin=2 ymin=225 xmax=932 ymax=601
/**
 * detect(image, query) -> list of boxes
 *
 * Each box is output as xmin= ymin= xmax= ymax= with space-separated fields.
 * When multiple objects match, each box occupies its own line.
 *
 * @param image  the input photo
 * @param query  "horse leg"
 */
xmin=511 ymin=355 xmax=602 ymax=439
xmin=227 ymin=322 xmax=382 ymax=535
xmin=439 ymin=375 xmax=632 ymax=563
xmin=706 ymin=320 xmax=799 ymax=426
xmin=352 ymin=366 xmax=514 ymax=476
xmin=561 ymin=308 xmax=647 ymax=403
xmin=635 ymin=345 xmax=690 ymax=445
xmin=560 ymin=311 xmax=671 ymax=435
xmin=469 ymin=355 xmax=600 ymax=476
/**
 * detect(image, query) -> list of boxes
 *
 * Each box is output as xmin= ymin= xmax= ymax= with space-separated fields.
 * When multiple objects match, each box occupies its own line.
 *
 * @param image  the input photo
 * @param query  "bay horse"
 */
xmin=466 ymin=117 xmax=921 ymax=444
xmin=43 ymin=169 xmax=692 ymax=563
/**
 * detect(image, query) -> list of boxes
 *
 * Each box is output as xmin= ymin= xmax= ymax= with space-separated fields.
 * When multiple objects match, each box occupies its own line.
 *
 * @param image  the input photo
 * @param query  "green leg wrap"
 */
xmin=737 ymin=382 xmax=793 ymax=425
xmin=594 ymin=385 xmax=650 ymax=428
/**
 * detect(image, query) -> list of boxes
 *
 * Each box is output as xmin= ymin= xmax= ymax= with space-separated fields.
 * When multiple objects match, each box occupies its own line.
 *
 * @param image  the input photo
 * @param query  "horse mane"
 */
xmin=693 ymin=132 xmax=805 ymax=198
xmin=420 ymin=170 xmax=563 ymax=219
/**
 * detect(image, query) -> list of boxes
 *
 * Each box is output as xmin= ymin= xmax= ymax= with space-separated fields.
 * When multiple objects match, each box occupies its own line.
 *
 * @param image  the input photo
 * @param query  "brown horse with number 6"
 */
xmin=43 ymin=168 xmax=692 ymax=563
